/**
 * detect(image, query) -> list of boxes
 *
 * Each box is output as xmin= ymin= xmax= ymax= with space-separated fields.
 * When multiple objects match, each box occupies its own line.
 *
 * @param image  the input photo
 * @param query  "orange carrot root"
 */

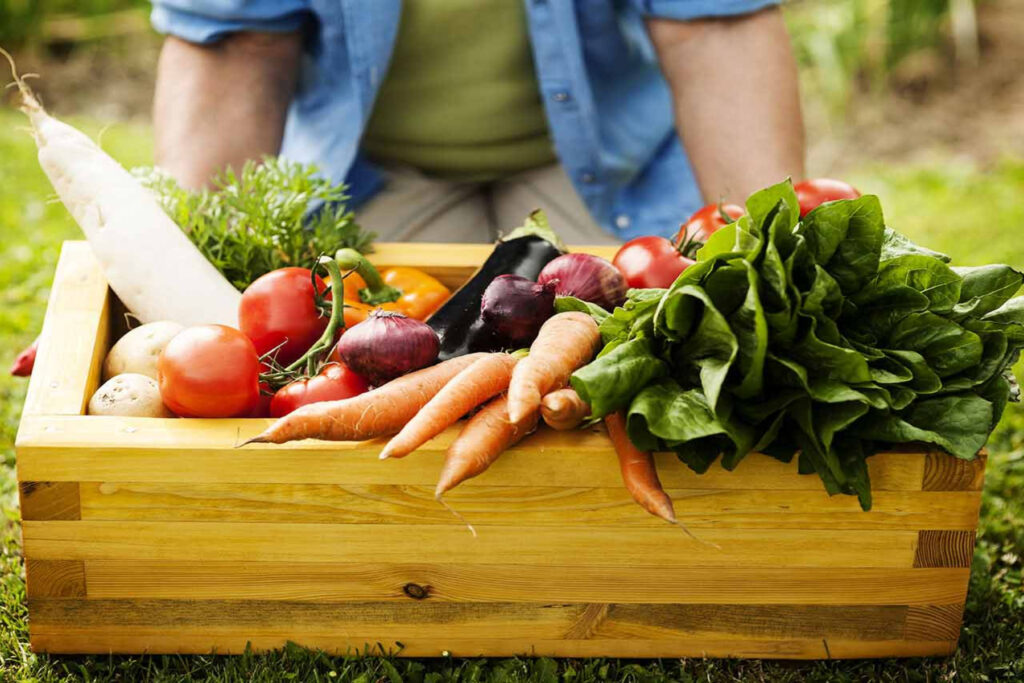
xmin=243 ymin=353 xmax=488 ymax=445
xmin=507 ymin=312 xmax=600 ymax=423
xmin=381 ymin=353 xmax=517 ymax=459
xmin=604 ymin=410 xmax=714 ymax=547
xmin=435 ymin=394 xmax=539 ymax=497
xmin=540 ymin=387 xmax=591 ymax=431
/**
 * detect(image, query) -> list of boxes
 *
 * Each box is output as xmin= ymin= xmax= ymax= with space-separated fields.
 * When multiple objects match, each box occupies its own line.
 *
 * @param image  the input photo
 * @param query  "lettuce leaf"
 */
xmin=570 ymin=179 xmax=1024 ymax=510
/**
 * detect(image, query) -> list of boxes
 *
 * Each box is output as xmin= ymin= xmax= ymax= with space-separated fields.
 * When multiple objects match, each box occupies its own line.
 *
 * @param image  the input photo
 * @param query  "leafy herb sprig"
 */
xmin=135 ymin=158 xmax=375 ymax=290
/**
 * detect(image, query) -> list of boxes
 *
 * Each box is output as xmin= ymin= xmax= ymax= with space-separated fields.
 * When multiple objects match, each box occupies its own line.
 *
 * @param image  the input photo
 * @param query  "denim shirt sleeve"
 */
xmin=628 ymin=0 xmax=780 ymax=20
xmin=151 ymin=1 xmax=311 ymax=44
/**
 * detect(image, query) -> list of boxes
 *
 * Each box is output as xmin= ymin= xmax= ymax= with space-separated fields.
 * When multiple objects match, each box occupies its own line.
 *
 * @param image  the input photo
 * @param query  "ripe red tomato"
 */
xmin=676 ymin=203 xmax=744 ymax=245
xmin=158 ymin=325 xmax=261 ymax=418
xmin=612 ymin=236 xmax=695 ymax=289
xmin=794 ymin=178 xmax=861 ymax=217
xmin=269 ymin=362 xmax=370 ymax=417
xmin=239 ymin=267 xmax=328 ymax=366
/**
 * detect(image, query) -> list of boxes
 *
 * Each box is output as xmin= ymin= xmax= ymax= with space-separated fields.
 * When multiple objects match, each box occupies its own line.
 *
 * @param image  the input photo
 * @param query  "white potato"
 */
xmin=103 ymin=321 xmax=184 ymax=381
xmin=88 ymin=373 xmax=173 ymax=418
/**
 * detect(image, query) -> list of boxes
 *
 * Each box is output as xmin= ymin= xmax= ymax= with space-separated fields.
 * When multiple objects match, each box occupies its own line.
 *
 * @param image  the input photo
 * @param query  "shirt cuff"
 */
xmin=151 ymin=5 xmax=309 ymax=44
xmin=637 ymin=0 xmax=780 ymax=20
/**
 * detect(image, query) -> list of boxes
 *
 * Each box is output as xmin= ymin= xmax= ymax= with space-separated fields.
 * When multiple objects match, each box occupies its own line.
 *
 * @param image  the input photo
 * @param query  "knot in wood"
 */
xmin=403 ymin=583 xmax=430 ymax=600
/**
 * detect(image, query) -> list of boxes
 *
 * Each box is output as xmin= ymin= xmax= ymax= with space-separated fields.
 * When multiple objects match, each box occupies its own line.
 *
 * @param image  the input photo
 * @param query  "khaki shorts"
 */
xmin=355 ymin=163 xmax=622 ymax=245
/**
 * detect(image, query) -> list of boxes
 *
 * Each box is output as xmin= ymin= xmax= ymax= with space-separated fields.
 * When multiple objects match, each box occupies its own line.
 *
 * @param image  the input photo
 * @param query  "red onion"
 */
xmin=480 ymin=274 xmax=557 ymax=346
xmin=336 ymin=310 xmax=439 ymax=386
xmin=537 ymin=253 xmax=626 ymax=311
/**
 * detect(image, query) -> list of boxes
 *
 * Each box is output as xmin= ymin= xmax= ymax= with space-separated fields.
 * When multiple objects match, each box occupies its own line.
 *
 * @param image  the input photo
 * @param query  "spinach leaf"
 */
xmin=953 ymin=265 xmax=1023 ymax=318
xmin=567 ymin=180 xmax=1019 ymax=511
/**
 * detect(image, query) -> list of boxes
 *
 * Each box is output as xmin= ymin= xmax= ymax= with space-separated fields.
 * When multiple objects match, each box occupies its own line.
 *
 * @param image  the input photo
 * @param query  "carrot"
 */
xmin=540 ymin=387 xmax=590 ymax=431
xmin=605 ymin=411 xmax=676 ymax=523
xmin=380 ymin=353 xmax=518 ymax=459
xmin=506 ymin=311 xmax=600 ymax=423
xmin=243 ymin=353 xmax=487 ymax=445
xmin=605 ymin=411 xmax=715 ymax=547
xmin=435 ymin=395 xmax=539 ymax=498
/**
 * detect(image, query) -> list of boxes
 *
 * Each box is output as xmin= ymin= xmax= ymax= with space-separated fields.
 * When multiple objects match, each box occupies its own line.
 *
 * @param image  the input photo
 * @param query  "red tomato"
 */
xmin=246 ymin=380 xmax=273 ymax=418
xmin=158 ymin=325 xmax=261 ymax=418
xmin=612 ymin=236 xmax=695 ymax=289
xmin=239 ymin=267 xmax=328 ymax=366
xmin=269 ymin=362 xmax=370 ymax=417
xmin=794 ymin=178 xmax=861 ymax=217
xmin=676 ymin=203 xmax=744 ymax=245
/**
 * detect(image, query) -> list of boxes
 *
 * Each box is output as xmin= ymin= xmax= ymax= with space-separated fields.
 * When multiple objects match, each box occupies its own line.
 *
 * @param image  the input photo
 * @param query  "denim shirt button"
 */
xmin=580 ymin=172 xmax=596 ymax=184
xmin=615 ymin=214 xmax=631 ymax=229
xmin=552 ymin=91 xmax=571 ymax=103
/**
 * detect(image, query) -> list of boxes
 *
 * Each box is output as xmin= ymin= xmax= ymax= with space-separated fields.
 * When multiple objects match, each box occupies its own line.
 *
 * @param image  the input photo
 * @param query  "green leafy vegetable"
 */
xmin=572 ymin=179 xmax=1024 ymax=509
xmin=135 ymin=158 xmax=375 ymax=290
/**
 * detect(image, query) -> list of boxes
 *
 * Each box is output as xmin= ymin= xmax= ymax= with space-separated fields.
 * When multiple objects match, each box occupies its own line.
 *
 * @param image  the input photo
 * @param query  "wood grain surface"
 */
xmin=49 ymin=561 xmax=968 ymax=605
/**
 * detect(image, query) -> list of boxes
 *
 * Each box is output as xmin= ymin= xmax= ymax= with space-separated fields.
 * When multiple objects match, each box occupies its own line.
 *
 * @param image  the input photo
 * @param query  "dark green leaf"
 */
xmin=888 ymin=312 xmax=983 ymax=378
xmin=570 ymin=337 xmax=667 ymax=419
xmin=853 ymin=394 xmax=993 ymax=459
xmin=952 ymin=265 xmax=1023 ymax=318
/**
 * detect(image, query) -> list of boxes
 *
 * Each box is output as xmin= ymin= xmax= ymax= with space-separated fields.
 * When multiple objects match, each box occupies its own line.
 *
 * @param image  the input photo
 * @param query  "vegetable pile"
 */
xmin=11 ymin=52 xmax=1021 ymax=526
xmin=568 ymin=180 xmax=1024 ymax=509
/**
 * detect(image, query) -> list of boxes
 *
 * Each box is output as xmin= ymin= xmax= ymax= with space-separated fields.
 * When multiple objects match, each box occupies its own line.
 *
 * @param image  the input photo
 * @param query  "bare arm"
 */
xmin=153 ymin=32 xmax=302 ymax=190
xmin=647 ymin=7 xmax=805 ymax=204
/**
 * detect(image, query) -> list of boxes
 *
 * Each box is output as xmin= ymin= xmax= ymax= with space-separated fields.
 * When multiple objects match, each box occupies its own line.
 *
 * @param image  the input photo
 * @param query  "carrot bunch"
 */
xmin=245 ymin=311 xmax=695 ymax=533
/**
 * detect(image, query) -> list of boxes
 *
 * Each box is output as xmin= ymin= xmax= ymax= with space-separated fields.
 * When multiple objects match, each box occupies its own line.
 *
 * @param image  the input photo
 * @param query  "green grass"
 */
xmin=1 ymin=109 xmax=1022 ymax=681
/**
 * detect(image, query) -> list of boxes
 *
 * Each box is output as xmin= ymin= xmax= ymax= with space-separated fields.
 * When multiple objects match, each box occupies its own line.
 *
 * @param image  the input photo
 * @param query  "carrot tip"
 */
xmin=378 ymin=451 xmax=391 ymax=460
xmin=236 ymin=435 xmax=268 ymax=448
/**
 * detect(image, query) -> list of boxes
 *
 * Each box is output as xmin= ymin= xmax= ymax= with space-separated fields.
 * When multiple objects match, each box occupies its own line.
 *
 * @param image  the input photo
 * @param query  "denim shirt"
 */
xmin=151 ymin=0 xmax=777 ymax=240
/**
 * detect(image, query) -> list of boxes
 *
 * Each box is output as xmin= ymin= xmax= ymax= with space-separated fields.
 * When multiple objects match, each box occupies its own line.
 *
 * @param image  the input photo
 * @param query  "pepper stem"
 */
xmin=335 ymin=247 xmax=402 ymax=305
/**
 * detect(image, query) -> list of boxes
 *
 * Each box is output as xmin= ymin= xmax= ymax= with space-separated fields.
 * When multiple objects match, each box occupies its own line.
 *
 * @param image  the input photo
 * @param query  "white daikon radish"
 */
xmin=2 ymin=49 xmax=240 ymax=326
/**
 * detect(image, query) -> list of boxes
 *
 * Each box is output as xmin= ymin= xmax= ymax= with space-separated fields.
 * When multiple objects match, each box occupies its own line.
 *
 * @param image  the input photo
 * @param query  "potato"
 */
xmin=88 ymin=373 xmax=174 ymax=418
xmin=103 ymin=321 xmax=183 ymax=381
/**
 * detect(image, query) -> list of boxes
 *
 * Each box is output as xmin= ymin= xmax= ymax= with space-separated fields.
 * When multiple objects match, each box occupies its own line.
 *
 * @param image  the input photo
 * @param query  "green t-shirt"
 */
xmin=362 ymin=0 xmax=556 ymax=181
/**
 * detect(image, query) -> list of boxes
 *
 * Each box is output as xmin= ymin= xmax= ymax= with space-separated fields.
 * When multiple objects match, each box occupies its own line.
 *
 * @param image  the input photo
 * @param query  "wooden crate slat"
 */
xmin=368 ymin=243 xmax=619 ymax=290
xmin=24 ymin=560 xmax=86 ymax=598
xmin=22 ymin=520 xmax=918 ymax=567
xmin=71 ymin=481 xmax=982 ymax=530
xmin=19 ymin=482 xmax=81 ymax=521
xmin=75 ymin=561 xmax=970 ymax=605
xmin=16 ymin=416 xmax=929 ymax=490
xmin=922 ymin=451 xmax=987 ymax=491
xmin=20 ymin=242 xmax=109 ymax=418
xmin=28 ymin=599 xmax=939 ymax=643
xmin=27 ymin=631 xmax=958 ymax=659
xmin=913 ymin=530 xmax=977 ymax=568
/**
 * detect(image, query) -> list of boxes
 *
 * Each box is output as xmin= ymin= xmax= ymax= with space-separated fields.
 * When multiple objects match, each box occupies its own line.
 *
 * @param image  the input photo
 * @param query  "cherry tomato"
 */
xmin=158 ymin=325 xmax=261 ymax=418
xmin=676 ymin=203 xmax=744 ymax=245
xmin=612 ymin=236 xmax=695 ymax=289
xmin=269 ymin=362 xmax=370 ymax=417
xmin=794 ymin=178 xmax=861 ymax=217
xmin=239 ymin=267 xmax=328 ymax=366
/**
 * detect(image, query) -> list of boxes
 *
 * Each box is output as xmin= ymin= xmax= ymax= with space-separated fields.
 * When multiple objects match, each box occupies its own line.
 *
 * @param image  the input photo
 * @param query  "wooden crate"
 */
xmin=15 ymin=241 xmax=986 ymax=659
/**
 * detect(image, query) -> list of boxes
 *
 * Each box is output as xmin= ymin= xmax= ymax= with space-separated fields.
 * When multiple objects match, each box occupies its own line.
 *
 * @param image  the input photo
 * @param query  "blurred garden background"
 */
xmin=1 ymin=0 xmax=1022 ymax=680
